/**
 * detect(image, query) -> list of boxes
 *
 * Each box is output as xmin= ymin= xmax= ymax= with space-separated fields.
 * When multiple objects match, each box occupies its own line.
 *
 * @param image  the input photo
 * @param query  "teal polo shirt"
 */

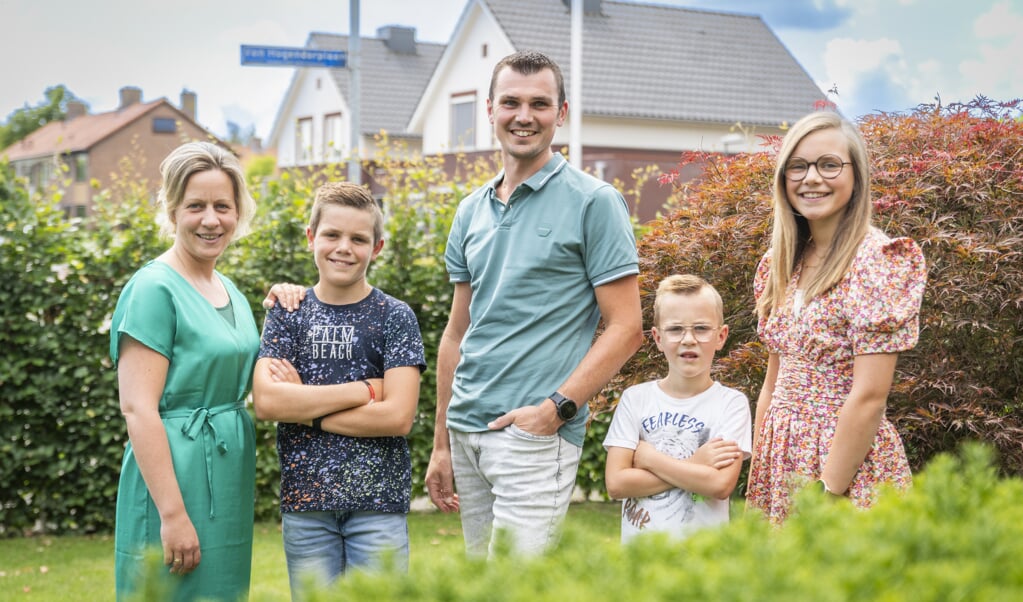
xmin=444 ymin=153 xmax=639 ymax=447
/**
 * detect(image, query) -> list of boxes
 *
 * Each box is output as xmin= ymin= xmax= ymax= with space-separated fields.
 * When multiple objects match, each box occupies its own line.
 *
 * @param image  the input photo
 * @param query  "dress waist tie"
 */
xmin=162 ymin=400 xmax=245 ymax=519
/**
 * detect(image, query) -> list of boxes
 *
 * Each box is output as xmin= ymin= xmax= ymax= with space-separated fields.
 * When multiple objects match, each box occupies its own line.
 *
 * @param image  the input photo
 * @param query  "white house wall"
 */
xmin=418 ymin=7 xmax=514 ymax=155
xmin=561 ymin=117 xmax=780 ymax=154
xmin=274 ymin=68 xmax=349 ymax=168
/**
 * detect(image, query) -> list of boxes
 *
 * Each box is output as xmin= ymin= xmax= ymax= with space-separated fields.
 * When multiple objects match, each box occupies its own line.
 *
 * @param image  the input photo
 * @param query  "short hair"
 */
xmin=309 ymin=182 xmax=384 ymax=243
xmin=156 ymin=141 xmax=255 ymax=239
xmin=488 ymin=50 xmax=566 ymax=108
xmin=653 ymin=274 xmax=724 ymax=326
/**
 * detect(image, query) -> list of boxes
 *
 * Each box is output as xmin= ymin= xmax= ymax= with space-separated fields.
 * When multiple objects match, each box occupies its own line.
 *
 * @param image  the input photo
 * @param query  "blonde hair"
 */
xmin=653 ymin=274 xmax=724 ymax=326
xmin=309 ymin=182 xmax=384 ymax=243
xmin=156 ymin=141 xmax=255 ymax=239
xmin=757 ymin=112 xmax=872 ymax=319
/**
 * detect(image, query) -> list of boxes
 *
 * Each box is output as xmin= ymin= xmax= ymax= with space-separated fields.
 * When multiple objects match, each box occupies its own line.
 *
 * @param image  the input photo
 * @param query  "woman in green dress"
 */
xmin=111 ymin=141 xmax=260 ymax=601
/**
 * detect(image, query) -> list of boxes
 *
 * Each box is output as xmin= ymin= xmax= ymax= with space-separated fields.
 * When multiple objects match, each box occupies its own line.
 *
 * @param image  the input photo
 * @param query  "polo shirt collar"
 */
xmin=488 ymin=153 xmax=568 ymax=196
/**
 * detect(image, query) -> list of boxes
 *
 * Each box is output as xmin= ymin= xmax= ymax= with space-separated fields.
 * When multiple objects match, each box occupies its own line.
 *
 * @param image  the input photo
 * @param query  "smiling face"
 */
xmin=784 ymin=127 xmax=855 ymax=234
xmin=170 ymin=168 xmax=238 ymax=265
xmin=487 ymin=66 xmax=567 ymax=171
xmin=652 ymin=288 xmax=728 ymax=388
xmin=307 ymin=204 xmax=384 ymax=303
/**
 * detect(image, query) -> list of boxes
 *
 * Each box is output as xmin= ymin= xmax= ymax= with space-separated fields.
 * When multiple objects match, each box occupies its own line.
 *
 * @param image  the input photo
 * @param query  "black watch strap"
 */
xmin=550 ymin=391 xmax=578 ymax=421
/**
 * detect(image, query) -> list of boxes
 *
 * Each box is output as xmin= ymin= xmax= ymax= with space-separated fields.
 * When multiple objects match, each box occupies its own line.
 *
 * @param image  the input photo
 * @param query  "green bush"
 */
xmin=0 ymin=162 xmax=162 ymax=535
xmin=3 ymin=98 xmax=1020 ymax=536
xmin=611 ymin=98 xmax=1023 ymax=478
xmin=126 ymin=444 xmax=1023 ymax=601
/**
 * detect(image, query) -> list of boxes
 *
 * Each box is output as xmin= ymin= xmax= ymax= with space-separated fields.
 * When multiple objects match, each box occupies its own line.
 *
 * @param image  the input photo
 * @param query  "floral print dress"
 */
xmin=745 ymin=228 xmax=927 ymax=524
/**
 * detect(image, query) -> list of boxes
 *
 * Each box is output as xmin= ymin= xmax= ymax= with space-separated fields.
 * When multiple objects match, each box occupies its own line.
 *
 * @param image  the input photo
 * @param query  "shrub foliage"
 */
xmin=608 ymin=97 xmax=1023 ymax=478
xmin=0 ymin=146 xmax=494 ymax=534
xmin=2 ymin=99 xmax=1020 ymax=536
xmin=131 ymin=444 xmax=1023 ymax=601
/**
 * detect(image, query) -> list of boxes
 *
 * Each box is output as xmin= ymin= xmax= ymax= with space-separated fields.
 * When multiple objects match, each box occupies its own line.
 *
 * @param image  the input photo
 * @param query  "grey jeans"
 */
xmin=449 ymin=425 xmax=582 ymax=557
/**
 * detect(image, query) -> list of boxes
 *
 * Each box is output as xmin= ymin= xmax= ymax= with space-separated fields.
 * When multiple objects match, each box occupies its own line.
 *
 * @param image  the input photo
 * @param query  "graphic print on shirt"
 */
xmin=257 ymin=288 xmax=426 ymax=514
xmin=623 ymin=412 xmax=710 ymax=532
xmin=312 ymin=323 xmax=355 ymax=360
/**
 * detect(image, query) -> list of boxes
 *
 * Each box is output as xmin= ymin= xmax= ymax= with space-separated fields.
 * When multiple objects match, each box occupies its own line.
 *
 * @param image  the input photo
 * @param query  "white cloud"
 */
xmin=973 ymin=1 xmax=1023 ymax=38
xmin=957 ymin=1 xmax=1023 ymax=101
xmin=823 ymin=37 xmax=909 ymax=110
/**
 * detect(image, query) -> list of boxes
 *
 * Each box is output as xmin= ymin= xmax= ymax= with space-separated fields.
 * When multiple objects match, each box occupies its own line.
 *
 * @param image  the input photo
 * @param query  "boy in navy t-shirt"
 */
xmin=253 ymin=182 xmax=425 ymax=595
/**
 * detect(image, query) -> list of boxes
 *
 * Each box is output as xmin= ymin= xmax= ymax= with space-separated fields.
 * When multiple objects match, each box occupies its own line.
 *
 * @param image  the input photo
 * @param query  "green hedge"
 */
xmin=0 ymin=150 xmax=497 ymax=534
xmin=3 ymin=99 xmax=1021 ymax=536
xmin=128 ymin=444 xmax=1023 ymax=601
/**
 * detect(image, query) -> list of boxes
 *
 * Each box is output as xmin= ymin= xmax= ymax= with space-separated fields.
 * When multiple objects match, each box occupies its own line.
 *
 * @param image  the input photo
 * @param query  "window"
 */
xmin=153 ymin=117 xmax=176 ymax=133
xmin=73 ymin=154 xmax=88 ymax=182
xmin=323 ymin=113 xmax=343 ymax=162
xmin=450 ymin=93 xmax=476 ymax=150
xmin=296 ymin=117 xmax=313 ymax=165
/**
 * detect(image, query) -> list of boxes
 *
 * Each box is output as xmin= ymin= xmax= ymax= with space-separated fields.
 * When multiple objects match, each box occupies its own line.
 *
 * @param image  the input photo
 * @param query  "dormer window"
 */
xmin=153 ymin=118 xmax=177 ymax=133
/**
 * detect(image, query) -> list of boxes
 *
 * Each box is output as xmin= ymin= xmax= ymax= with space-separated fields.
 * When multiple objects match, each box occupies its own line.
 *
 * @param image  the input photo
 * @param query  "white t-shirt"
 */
xmin=603 ymin=380 xmax=752 ymax=543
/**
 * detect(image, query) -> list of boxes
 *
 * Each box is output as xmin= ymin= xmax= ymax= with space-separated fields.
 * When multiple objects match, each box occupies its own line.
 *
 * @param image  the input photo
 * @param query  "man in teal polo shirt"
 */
xmin=425 ymin=50 xmax=644 ymax=557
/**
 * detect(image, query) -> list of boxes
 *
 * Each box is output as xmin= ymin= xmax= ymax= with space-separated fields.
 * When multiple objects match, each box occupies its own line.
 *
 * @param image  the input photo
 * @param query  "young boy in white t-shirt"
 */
xmin=604 ymin=274 xmax=752 ymax=543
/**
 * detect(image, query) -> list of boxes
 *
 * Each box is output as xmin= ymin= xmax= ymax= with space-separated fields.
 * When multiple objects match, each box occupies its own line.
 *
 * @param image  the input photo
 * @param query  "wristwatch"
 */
xmin=549 ymin=392 xmax=578 ymax=421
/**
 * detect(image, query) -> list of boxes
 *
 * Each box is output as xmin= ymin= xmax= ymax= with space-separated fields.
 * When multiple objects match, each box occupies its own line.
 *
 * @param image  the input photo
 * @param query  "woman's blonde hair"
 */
xmin=756 ymin=112 xmax=872 ymax=319
xmin=156 ymin=141 xmax=255 ymax=239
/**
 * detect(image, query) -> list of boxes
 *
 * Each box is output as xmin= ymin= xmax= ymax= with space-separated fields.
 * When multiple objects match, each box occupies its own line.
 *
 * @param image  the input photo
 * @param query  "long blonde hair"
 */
xmin=757 ymin=112 xmax=872 ymax=319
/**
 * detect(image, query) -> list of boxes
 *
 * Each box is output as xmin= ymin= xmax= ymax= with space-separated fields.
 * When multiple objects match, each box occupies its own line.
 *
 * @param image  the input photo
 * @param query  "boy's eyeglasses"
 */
xmin=660 ymin=324 xmax=719 ymax=343
xmin=784 ymin=154 xmax=852 ymax=181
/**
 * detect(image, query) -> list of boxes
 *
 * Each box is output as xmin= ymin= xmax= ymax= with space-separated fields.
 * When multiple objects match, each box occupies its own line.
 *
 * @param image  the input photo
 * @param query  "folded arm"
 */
xmin=606 ymin=438 xmax=743 ymax=501
xmin=252 ymin=357 xmax=380 ymax=422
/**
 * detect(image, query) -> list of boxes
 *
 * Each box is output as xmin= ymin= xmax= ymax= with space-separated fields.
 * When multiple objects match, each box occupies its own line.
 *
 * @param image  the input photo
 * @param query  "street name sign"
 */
xmin=240 ymin=45 xmax=346 ymax=68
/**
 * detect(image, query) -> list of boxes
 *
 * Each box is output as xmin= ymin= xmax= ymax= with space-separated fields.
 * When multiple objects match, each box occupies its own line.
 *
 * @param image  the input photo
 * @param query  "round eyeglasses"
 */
xmin=659 ymin=324 xmax=719 ymax=343
xmin=784 ymin=154 xmax=852 ymax=181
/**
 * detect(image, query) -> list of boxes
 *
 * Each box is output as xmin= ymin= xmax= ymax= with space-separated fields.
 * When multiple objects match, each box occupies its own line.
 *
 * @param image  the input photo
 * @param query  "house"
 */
xmin=266 ymin=26 xmax=445 ymax=169
xmin=269 ymin=0 xmax=826 ymax=221
xmin=1 ymin=87 xmax=223 ymax=217
xmin=408 ymin=0 xmax=828 ymax=221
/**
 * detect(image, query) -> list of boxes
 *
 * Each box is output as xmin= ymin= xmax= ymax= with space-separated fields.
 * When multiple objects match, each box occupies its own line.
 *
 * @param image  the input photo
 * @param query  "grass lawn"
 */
xmin=0 ymin=502 xmax=621 ymax=601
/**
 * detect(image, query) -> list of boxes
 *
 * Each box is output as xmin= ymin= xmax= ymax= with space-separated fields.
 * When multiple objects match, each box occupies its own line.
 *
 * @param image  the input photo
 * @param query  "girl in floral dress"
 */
xmin=745 ymin=112 xmax=927 ymax=524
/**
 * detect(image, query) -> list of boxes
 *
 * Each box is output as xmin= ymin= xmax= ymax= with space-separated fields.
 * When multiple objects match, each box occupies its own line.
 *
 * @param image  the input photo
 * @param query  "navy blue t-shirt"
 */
xmin=258 ymin=287 xmax=426 ymax=514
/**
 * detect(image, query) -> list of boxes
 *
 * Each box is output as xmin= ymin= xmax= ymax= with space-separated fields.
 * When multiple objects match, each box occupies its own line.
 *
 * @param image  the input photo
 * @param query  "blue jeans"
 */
xmin=449 ymin=425 xmax=582 ymax=558
xmin=281 ymin=510 xmax=408 ymax=597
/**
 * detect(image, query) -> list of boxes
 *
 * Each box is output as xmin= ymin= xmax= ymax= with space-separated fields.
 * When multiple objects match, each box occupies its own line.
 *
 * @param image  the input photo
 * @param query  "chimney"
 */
xmin=560 ymin=0 xmax=602 ymax=13
xmin=66 ymin=100 xmax=87 ymax=121
xmin=378 ymin=25 xmax=416 ymax=54
xmin=180 ymin=89 xmax=197 ymax=121
xmin=119 ymin=86 xmax=142 ymax=109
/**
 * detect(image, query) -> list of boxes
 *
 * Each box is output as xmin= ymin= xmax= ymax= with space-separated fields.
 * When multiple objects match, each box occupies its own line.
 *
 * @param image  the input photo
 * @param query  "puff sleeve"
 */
xmin=848 ymin=235 xmax=926 ymax=355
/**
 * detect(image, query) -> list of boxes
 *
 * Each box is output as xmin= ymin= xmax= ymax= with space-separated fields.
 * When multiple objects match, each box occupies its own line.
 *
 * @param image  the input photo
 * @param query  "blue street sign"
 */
xmin=241 ymin=45 xmax=347 ymax=68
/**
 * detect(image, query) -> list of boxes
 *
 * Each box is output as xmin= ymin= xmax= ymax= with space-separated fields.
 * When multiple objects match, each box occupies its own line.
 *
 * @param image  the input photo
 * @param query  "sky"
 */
xmin=2 ymin=0 xmax=1020 ymax=140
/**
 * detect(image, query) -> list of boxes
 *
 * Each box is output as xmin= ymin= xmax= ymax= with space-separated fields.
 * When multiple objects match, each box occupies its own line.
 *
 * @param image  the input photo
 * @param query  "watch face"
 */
xmin=558 ymin=400 xmax=577 ymax=420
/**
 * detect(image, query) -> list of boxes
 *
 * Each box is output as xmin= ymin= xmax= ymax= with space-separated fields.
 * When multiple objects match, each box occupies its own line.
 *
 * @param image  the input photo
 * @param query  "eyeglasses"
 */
xmin=659 ymin=324 xmax=719 ymax=343
xmin=784 ymin=154 xmax=852 ymax=181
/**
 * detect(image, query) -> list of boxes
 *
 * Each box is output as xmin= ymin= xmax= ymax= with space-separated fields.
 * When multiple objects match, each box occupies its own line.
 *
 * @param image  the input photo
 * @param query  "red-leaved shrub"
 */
xmin=604 ymin=97 xmax=1023 ymax=477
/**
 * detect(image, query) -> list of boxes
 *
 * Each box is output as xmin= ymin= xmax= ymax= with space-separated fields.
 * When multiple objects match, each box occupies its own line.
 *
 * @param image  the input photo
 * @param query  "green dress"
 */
xmin=111 ymin=260 xmax=259 ymax=601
